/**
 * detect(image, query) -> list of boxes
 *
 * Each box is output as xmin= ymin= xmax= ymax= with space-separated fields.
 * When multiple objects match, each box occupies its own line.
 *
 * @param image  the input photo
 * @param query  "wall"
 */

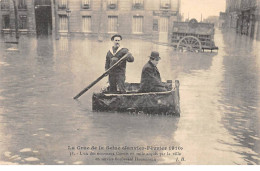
xmin=0 ymin=0 xmax=180 ymax=37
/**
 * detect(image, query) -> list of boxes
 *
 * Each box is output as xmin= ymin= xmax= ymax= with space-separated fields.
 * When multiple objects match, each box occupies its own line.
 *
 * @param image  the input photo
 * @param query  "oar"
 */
xmin=73 ymin=53 xmax=129 ymax=100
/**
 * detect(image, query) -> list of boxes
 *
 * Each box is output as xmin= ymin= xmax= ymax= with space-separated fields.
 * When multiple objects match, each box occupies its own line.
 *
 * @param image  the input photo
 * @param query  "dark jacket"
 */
xmin=139 ymin=61 xmax=166 ymax=92
xmin=105 ymin=47 xmax=134 ymax=75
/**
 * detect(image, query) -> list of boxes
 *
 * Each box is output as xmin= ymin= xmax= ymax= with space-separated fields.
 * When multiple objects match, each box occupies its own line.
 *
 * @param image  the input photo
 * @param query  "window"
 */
xmin=153 ymin=19 xmax=158 ymax=31
xmin=132 ymin=0 xmax=144 ymax=9
xmin=35 ymin=0 xmax=51 ymax=6
xmin=82 ymin=16 xmax=91 ymax=32
xmin=132 ymin=16 xmax=143 ymax=33
xmin=2 ymin=15 xmax=10 ymax=29
xmin=107 ymin=0 xmax=118 ymax=10
xmin=58 ymin=0 xmax=67 ymax=9
xmin=19 ymin=15 xmax=27 ymax=29
xmin=159 ymin=17 xmax=169 ymax=32
xmin=160 ymin=0 xmax=171 ymax=9
xmin=59 ymin=15 xmax=68 ymax=31
xmin=1 ymin=0 xmax=10 ymax=10
xmin=18 ymin=0 xmax=27 ymax=9
xmin=82 ymin=0 xmax=91 ymax=9
xmin=108 ymin=16 xmax=118 ymax=33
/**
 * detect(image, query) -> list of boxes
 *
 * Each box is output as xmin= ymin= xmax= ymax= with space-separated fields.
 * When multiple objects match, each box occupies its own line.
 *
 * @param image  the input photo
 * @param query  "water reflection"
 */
xmin=172 ymin=52 xmax=216 ymax=74
xmin=57 ymin=37 xmax=70 ymax=56
xmin=218 ymin=30 xmax=260 ymax=164
xmin=36 ymin=36 xmax=54 ymax=58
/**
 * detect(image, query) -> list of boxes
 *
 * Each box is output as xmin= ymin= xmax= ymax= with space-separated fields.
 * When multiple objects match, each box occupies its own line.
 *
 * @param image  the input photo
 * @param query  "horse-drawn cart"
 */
xmin=171 ymin=19 xmax=218 ymax=52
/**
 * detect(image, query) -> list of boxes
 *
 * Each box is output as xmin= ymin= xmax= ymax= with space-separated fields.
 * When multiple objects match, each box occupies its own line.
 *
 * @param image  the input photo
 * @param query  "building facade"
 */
xmin=0 ymin=0 xmax=36 ymax=34
xmin=219 ymin=12 xmax=227 ymax=28
xmin=226 ymin=0 xmax=241 ymax=29
xmin=0 ymin=0 xmax=181 ymax=38
xmin=225 ymin=0 xmax=260 ymax=40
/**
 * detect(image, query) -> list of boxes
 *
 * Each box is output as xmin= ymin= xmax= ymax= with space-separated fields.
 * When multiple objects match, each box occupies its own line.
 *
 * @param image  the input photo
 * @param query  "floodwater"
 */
xmin=0 ymin=29 xmax=259 ymax=165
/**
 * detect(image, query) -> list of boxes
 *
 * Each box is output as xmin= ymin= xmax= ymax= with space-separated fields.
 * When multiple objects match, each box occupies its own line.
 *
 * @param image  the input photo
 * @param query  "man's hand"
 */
xmin=126 ymin=53 xmax=132 ymax=59
xmin=104 ymin=71 xmax=110 ymax=77
xmin=126 ymin=53 xmax=134 ymax=62
xmin=164 ymin=83 xmax=172 ymax=91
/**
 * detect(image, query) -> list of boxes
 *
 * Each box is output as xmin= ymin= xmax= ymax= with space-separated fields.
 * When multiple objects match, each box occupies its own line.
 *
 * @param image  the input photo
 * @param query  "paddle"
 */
xmin=73 ymin=53 xmax=130 ymax=99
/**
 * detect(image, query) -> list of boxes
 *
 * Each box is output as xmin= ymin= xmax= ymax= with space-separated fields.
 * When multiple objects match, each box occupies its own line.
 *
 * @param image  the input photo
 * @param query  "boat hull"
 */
xmin=92 ymin=80 xmax=180 ymax=116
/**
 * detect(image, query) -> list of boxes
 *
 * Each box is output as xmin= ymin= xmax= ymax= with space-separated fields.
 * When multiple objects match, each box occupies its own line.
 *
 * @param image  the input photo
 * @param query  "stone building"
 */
xmin=0 ymin=0 xmax=36 ymax=34
xmin=0 ymin=0 xmax=181 ymax=38
xmin=225 ymin=0 xmax=260 ymax=40
xmin=219 ymin=12 xmax=227 ymax=28
xmin=226 ymin=0 xmax=241 ymax=29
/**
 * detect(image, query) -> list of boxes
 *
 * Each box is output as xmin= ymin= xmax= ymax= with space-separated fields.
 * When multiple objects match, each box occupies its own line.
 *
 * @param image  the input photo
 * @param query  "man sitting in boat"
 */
xmin=139 ymin=51 xmax=167 ymax=93
xmin=105 ymin=34 xmax=134 ymax=93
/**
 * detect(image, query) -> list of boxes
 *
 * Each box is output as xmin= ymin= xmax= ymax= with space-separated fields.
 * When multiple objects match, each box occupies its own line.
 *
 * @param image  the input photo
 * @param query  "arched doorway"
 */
xmin=35 ymin=0 xmax=52 ymax=36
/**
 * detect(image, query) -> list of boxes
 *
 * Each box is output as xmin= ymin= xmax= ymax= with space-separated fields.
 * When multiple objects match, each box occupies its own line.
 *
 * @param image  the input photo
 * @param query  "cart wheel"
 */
xmin=177 ymin=36 xmax=202 ymax=52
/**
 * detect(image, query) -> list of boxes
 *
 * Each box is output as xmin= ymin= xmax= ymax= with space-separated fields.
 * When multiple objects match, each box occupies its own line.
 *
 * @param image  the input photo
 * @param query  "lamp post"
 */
xmin=0 ymin=0 xmax=2 ymax=35
xmin=12 ymin=0 xmax=19 ymax=40
xmin=66 ymin=8 xmax=71 ymax=36
xmin=0 ymin=0 xmax=1 ymax=20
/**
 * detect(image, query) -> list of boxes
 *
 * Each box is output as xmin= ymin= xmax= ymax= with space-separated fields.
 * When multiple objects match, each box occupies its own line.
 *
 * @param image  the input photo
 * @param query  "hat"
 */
xmin=149 ymin=51 xmax=161 ymax=60
xmin=111 ymin=34 xmax=122 ymax=41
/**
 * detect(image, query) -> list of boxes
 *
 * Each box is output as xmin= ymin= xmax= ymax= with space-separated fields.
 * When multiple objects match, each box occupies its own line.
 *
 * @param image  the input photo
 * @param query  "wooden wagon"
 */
xmin=171 ymin=19 xmax=218 ymax=52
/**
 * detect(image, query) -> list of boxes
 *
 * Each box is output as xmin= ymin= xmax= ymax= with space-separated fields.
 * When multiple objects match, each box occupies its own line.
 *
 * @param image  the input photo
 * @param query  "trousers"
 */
xmin=108 ymin=74 xmax=126 ymax=93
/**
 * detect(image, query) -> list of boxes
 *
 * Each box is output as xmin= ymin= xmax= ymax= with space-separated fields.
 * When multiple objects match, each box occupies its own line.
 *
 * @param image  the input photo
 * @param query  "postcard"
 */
xmin=0 ymin=0 xmax=259 ymax=166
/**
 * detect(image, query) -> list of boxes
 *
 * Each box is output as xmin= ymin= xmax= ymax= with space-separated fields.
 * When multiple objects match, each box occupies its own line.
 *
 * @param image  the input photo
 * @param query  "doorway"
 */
xmin=250 ymin=15 xmax=255 ymax=38
xmin=35 ymin=0 xmax=52 ymax=36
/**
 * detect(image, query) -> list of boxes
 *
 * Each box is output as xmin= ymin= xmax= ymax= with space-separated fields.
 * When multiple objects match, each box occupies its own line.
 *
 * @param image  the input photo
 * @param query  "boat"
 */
xmin=92 ymin=80 xmax=180 ymax=116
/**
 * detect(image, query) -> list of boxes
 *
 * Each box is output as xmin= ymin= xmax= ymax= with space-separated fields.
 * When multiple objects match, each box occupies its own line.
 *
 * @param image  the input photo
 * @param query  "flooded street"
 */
xmin=0 ymin=29 xmax=259 ymax=165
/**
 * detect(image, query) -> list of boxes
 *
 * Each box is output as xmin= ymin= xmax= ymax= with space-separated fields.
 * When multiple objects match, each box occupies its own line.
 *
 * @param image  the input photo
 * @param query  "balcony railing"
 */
xmin=107 ymin=3 xmax=117 ymax=10
xmin=82 ymin=4 xmax=90 ymax=9
xmin=58 ymin=5 xmax=67 ymax=10
xmin=132 ymin=3 xmax=143 ymax=10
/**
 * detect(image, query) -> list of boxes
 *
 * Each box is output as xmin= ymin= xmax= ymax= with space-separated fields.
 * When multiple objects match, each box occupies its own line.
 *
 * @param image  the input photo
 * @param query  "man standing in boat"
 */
xmin=105 ymin=34 xmax=134 ymax=93
xmin=139 ymin=51 xmax=167 ymax=93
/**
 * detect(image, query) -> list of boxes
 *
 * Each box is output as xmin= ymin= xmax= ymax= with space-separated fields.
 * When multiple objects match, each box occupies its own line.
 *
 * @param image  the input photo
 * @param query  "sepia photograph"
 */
xmin=0 ymin=0 xmax=259 ymax=166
